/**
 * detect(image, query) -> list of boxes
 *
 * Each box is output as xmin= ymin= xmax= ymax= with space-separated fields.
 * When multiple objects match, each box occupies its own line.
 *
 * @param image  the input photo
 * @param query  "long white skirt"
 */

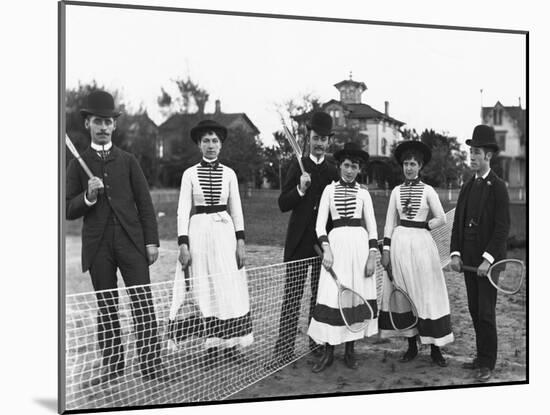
xmin=308 ymin=226 xmax=378 ymax=345
xmin=169 ymin=211 xmax=253 ymax=349
xmin=379 ymin=226 xmax=454 ymax=346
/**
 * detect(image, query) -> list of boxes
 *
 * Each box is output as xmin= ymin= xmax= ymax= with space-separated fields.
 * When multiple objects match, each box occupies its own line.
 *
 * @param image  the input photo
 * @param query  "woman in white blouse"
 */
xmin=380 ymin=140 xmax=453 ymax=367
xmin=168 ymin=120 xmax=252 ymax=369
xmin=308 ymin=142 xmax=379 ymax=373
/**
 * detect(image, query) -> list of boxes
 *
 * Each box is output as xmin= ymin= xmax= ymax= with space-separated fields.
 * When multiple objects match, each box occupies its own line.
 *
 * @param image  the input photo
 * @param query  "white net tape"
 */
xmin=65 ymin=209 xmax=456 ymax=410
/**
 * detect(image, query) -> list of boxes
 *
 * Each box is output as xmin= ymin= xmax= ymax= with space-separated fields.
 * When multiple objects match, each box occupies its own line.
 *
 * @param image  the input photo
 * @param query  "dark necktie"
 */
xmin=200 ymin=159 xmax=219 ymax=169
xmin=404 ymin=177 xmax=420 ymax=186
xmin=475 ymin=177 xmax=484 ymax=186
xmin=339 ymin=179 xmax=356 ymax=188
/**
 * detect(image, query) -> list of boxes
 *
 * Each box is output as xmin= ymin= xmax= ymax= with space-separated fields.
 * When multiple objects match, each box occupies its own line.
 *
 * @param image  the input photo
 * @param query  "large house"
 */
xmin=481 ymin=100 xmax=526 ymax=187
xmin=294 ymin=76 xmax=406 ymax=186
xmin=157 ymin=100 xmax=260 ymax=186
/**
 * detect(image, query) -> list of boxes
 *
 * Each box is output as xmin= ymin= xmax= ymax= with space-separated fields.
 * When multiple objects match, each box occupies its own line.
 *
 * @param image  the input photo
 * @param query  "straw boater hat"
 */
xmin=79 ymin=90 xmax=121 ymax=118
xmin=333 ymin=141 xmax=369 ymax=164
xmin=394 ymin=140 xmax=432 ymax=165
xmin=190 ymin=119 xmax=228 ymax=144
xmin=466 ymin=124 xmax=499 ymax=152
xmin=307 ymin=111 xmax=335 ymax=137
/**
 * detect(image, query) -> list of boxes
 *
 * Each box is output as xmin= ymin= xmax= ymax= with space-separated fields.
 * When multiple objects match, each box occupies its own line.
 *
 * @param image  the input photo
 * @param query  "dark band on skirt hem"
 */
xmin=169 ymin=312 xmax=253 ymax=341
xmin=313 ymin=300 xmax=378 ymax=326
xmin=379 ymin=311 xmax=452 ymax=338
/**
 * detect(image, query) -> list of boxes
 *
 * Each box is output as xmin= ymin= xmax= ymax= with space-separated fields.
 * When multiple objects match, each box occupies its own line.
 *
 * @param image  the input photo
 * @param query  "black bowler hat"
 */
xmin=190 ymin=119 xmax=228 ymax=144
xmin=466 ymin=124 xmax=499 ymax=152
xmin=307 ymin=111 xmax=334 ymax=137
xmin=394 ymin=140 xmax=432 ymax=165
xmin=334 ymin=141 xmax=369 ymax=164
xmin=79 ymin=90 xmax=121 ymax=118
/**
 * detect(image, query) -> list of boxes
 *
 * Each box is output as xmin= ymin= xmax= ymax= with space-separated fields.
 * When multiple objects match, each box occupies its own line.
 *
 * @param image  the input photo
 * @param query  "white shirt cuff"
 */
xmin=482 ymin=252 xmax=494 ymax=264
xmin=450 ymin=251 xmax=461 ymax=258
xmin=383 ymin=246 xmax=390 ymax=251
xmin=369 ymin=247 xmax=379 ymax=252
xmin=296 ymin=185 xmax=305 ymax=197
xmin=84 ymin=192 xmax=96 ymax=206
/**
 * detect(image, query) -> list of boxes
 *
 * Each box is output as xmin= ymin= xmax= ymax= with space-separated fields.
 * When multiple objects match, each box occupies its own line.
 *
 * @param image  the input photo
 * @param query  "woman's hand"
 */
xmin=178 ymin=244 xmax=191 ymax=270
xmin=365 ymin=252 xmax=376 ymax=278
xmin=236 ymin=239 xmax=246 ymax=269
xmin=381 ymin=250 xmax=391 ymax=270
xmin=321 ymin=245 xmax=333 ymax=270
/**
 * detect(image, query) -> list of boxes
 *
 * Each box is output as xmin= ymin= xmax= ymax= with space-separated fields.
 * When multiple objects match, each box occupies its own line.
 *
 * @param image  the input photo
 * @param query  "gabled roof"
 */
xmin=159 ymin=112 xmax=260 ymax=135
xmin=292 ymin=101 xmax=405 ymax=126
xmin=482 ymin=102 xmax=526 ymax=135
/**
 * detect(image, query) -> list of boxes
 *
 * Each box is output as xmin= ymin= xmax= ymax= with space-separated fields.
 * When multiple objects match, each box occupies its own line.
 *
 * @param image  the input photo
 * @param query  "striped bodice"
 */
xmin=399 ymin=182 xmax=425 ymax=220
xmin=197 ymin=164 xmax=224 ymax=205
xmin=333 ymin=181 xmax=359 ymax=218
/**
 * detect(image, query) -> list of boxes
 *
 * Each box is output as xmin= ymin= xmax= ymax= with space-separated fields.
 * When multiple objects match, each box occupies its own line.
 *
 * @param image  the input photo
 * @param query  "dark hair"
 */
xmin=480 ymin=146 xmax=497 ymax=156
xmin=400 ymin=149 xmax=424 ymax=165
xmin=197 ymin=130 xmax=221 ymax=142
xmin=338 ymin=156 xmax=363 ymax=167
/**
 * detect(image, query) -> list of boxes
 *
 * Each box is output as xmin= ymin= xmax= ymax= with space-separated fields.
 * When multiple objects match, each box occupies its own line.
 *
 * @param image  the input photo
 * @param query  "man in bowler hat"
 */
xmin=271 ymin=111 xmax=339 ymax=363
xmin=66 ymin=90 xmax=168 ymax=384
xmin=450 ymin=124 xmax=510 ymax=382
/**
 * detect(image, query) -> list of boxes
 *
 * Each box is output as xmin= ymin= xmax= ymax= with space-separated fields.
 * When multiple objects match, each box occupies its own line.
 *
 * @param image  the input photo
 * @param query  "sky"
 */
xmin=65 ymin=4 xmax=526 ymax=148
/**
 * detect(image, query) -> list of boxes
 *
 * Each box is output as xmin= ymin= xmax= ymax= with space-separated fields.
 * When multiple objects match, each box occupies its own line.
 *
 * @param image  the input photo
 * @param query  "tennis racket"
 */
xmin=385 ymin=265 xmax=419 ymax=332
xmin=280 ymin=118 xmax=310 ymax=186
xmin=462 ymin=259 xmax=526 ymax=295
xmin=65 ymin=134 xmax=94 ymax=179
xmin=313 ymin=245 xmax=374 ymax=333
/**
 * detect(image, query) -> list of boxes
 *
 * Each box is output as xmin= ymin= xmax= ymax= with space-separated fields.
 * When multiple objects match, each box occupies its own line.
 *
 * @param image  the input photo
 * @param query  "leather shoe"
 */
xmin=312 ymin=345 xmax=334 ymax=373
xmin=311 ymin=345 xmax=324 ymax=357
xmin=462 ymin=358 xmax=479 ymax=370
xmin=344 ymin=342 xmax=359 ymax=369
xmin=431 ymin=352 xmax=448 ymax=367
xmin=476 ymin=367 xmax=492 ymax=383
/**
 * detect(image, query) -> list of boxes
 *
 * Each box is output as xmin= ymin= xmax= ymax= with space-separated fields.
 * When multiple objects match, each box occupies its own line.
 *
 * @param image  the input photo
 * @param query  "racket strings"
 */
xmin=489 ymin=261 xmax=525 ymax=294
xmin=338 ymin=288 xmax=373 ymax=332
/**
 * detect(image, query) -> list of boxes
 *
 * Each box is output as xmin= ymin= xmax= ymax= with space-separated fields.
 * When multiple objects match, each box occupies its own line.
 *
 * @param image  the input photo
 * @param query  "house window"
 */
xmin=496 ymin=132 xmax=506 ymax=152
xmin=329 ymin=109 xmax=341 ymax=126
xmin=493 ymin=108 xmax=502 ymax=125
xmin=382 ymin=138 xmax=387 ymax=155
xmin=383 ymin=121 xmax=386 ymax=132
xmin=360 ymin=120 xmax=367 ymax=130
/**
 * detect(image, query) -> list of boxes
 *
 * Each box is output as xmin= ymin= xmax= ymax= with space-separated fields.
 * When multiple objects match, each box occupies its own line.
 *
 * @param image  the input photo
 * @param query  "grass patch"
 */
xmin=65 ymin=188 xmax=524 ymax=247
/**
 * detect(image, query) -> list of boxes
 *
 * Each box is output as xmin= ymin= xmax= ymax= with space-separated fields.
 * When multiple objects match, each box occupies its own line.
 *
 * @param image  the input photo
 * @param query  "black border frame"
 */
xmin=58 ymin=1 xmax=529 ymax=413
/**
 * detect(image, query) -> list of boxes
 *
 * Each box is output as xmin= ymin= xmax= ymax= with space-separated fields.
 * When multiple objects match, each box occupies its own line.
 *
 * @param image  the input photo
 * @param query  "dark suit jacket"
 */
xmin=66 ymin=145 xmax=159 ymax=272
xmin=278 ymin=157 xmax=339 ymax=261
xmin=450 ymin=170 xmax=510 ymax=262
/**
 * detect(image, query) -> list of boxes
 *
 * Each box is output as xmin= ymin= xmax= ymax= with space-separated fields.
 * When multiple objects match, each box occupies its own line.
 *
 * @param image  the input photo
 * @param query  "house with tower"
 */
xmin=293 ymin=74 xmax=406 ymax=186
xmin=481 ymin=100 xmax=526 ymax=188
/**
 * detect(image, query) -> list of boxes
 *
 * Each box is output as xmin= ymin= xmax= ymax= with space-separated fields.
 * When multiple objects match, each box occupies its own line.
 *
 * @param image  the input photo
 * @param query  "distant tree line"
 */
xmin=66 ymin=81 xmax=485 ymax=190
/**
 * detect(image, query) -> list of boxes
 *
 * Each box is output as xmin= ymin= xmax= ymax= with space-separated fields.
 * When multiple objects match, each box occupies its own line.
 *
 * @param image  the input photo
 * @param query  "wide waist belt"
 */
xmin=333 ymin=218 xmax=362 ymax=228
xmin=400 ymin=220 xmax=427 ymax=229
xmin=195 ymin=205 xmax=227 ymax=214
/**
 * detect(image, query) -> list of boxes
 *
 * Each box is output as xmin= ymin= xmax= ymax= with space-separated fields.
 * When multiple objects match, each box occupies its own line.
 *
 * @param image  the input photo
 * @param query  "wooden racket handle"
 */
xmin=65 ymin=134 xmax=94 ymax=179
xmin=461 ymin=265 xmax=479 ymax=273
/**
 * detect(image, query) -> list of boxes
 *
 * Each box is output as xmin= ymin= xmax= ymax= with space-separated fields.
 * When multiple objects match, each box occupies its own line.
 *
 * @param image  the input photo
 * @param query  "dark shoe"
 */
xmin=311 ymin=342 xmax=324 ymax=357
xmin=400 ymin=336 xmax=418 ymax=362
xmin=312 ymin=345 xmax=334 ymax=373
xmin=430 ymin=350 xmax=448 ymax=367
xmin=89 ymin=368 xmax=124 ymax=387
xmin=476 ymin=367 xmax=492 ymax=383
xmin=142 ymin=365 xmax=171 ymax=383
xmin=462 ymin=358 xmax=480 ymax=370
xmin=344 ymin=342 xmax=359 ymax=369
xmin=223 ymin=347 xmax=248 ymax=365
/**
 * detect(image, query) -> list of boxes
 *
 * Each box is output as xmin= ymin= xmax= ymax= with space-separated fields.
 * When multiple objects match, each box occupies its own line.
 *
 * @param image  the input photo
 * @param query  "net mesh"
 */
xmin=65 ymin=209 xmax=456 ymax=410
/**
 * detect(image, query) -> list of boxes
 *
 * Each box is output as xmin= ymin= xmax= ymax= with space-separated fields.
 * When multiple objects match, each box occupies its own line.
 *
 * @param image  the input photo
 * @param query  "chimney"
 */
xmin=384 ymin=101 xmax=389 ymax=116
xmin=215 ymin=99 xmax=221 ymax=114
